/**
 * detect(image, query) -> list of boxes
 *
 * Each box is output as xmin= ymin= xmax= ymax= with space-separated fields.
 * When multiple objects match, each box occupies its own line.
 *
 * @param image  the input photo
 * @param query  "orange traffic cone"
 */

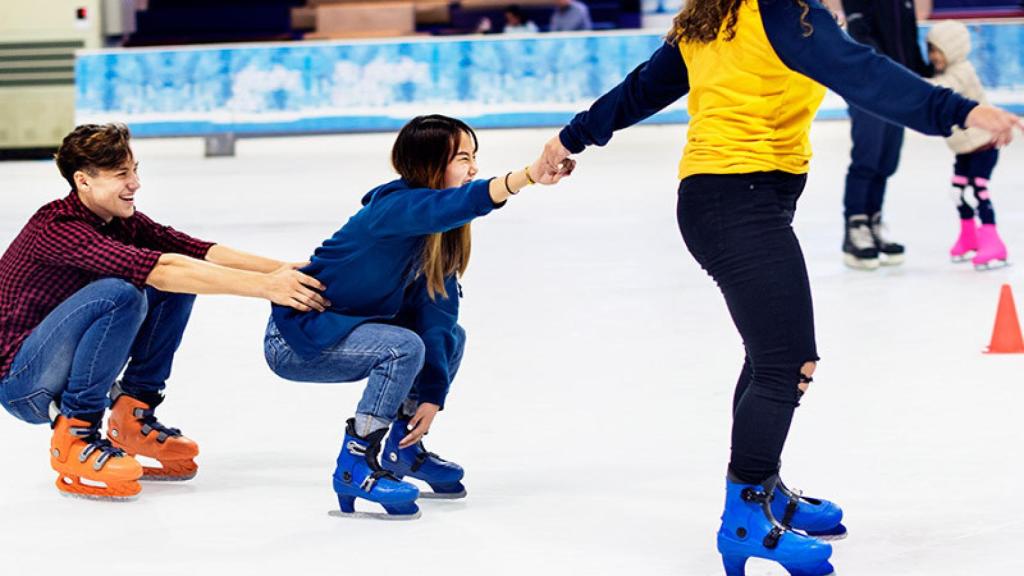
xmin=985 ymin=284 xmax=1024 ymax=354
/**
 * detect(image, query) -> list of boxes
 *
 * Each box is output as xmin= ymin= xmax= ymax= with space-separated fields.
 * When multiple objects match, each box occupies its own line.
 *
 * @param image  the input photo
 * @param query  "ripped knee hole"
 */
xmin=798 ymin=361 xmax=817 ymax=393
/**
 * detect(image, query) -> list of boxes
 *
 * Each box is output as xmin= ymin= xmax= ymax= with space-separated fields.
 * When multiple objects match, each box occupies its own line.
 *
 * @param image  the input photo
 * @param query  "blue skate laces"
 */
xmin=70 ymin=421 xmax=127 ymax=470
xmin=132 ymin=406 xmax=182 ymax=443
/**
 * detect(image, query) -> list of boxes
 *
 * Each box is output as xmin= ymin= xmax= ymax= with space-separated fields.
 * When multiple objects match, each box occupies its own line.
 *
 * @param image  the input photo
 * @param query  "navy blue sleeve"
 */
xmin=559 ymin=42 xmax=690 ymax=153
xmin=403 ymin=275 xmax=461 ymax=409
xmin=364 ymin=179 xmax=498 ymax=238
xmin=759 ymin=0 xmax=976 ymax=136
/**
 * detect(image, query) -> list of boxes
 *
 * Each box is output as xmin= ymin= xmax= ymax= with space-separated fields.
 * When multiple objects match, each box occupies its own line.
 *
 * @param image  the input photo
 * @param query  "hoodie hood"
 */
xmin=927 ymin=21 xmax=971 ymax=66
xmin=360 ymin=179 xmax=408 ymax=206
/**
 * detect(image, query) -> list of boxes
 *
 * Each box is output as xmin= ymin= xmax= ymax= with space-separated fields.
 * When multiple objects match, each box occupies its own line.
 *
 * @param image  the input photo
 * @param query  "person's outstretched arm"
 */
xmin=365 ymin=156 xmax=573 ymax=239
xmin=760 ymin=0 xmax=1022 ymax=145
xmin=543 ymin=42 xmax=691 ymax=170
xmin=34 ymin=217 xmax=328 ymax=312
xmin=145 ymin=254 xmax=329 ymax=312
xmin=205 ymin=245 xmax=291 ymax=273
xmin=130 ymin=209 xmax=304 ymax=274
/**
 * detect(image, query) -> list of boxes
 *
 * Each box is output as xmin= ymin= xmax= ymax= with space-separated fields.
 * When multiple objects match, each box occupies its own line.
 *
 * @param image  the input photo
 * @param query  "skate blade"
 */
xmin=56 ymin=476 xmax=140 ymax=501
xmin=780 ymin=563 xmax=836 ymax=576
xmin=974 ymin=260 xmax=1010 ymax=271
xmin=804 ymin=523 xmax=848 ymax=542
xmin=419 ymin=489 xmax=467 ymax=500
xmin=843 ymin=254 xmax=879 ymax=270
xmin=805 ymin=531 xmax=848 ymax=542
xmin=141 ymin=472 xmax=197 ymax=482
xmin=59 ymin=490 xmax=140 ymax=503
xmin=879 ymin=254 xmax=904 ymax=266
xmin=328 ymin=509 xmax=421 ymax=521
xmin=951 ymin=252 xmax=975 ymax=262
xmin=139 ymin=459 xmax=198 ymax=481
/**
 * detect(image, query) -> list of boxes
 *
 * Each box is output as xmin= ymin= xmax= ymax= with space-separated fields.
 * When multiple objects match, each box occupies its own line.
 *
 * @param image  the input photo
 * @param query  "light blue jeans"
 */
xmin=263 ymin=318 xmax=465 ymax=435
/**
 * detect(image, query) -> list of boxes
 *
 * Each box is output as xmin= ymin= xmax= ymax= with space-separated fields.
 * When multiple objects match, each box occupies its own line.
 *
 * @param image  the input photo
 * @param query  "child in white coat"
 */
xmin=927 ymin=20 xmax=1008 ymax=270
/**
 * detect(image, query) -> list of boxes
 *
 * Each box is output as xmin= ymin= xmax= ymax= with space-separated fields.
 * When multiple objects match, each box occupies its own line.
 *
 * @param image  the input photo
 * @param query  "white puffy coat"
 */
xmin=927 ymin=20 xmax=992 ymax=154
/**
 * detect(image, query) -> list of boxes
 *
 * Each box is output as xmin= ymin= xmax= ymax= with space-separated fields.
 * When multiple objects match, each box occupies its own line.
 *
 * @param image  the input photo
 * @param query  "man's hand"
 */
xmin=541 ymin=135 xmax=572 ymax=174
xmin=263 ymin=262 xmax=330 ymax=312
xmin=399 ymin=403 xmax=440 ymax=448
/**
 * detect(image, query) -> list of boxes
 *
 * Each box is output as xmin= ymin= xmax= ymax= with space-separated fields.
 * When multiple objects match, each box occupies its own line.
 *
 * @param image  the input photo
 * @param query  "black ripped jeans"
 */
xmin=677 ymin=172 xmax=818 ymax=485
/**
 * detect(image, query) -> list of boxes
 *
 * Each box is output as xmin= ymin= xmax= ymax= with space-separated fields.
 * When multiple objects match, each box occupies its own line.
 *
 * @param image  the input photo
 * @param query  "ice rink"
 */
xmin=0 ymin=121 xmax=1022 ymax=576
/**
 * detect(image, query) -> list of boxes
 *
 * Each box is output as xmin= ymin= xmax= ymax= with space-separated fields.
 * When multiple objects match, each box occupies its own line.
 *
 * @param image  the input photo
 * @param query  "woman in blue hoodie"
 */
xmin=264 ymin=115 xmax=571 ymax=520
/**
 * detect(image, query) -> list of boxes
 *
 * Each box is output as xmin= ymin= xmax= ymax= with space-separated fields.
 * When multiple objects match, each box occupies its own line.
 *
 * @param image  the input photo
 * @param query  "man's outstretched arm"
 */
xmin=205 ymin=244 xmax=295 ymax=273
xmin=146 ymin=254 xmax=329 ymax=312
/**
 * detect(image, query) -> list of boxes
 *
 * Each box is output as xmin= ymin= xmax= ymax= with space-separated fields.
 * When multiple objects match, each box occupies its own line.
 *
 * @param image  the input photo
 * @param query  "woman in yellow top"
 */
xmin=539 ymin=1 xmax=1022 ymax=574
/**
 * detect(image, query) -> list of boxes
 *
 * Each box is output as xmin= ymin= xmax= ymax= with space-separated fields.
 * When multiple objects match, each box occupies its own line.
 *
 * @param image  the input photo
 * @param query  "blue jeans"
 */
xmin=263 ymin=317 xmax=465 ymax=432
xmin=0 ymin=279 xmax=195 ymax=424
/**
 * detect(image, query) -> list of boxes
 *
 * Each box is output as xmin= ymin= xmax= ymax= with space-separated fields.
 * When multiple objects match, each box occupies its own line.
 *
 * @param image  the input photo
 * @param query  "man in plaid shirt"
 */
xmin=0 ymin=124 xmax=329 ymax=500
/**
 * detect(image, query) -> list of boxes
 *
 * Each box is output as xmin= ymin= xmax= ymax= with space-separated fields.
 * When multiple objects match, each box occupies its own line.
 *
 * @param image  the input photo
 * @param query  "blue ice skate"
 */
xmin=717 ymin=474 xmax=834 ymax=576
xmin=382 ymin=417 xmax=466 ymax=499
xmin=330 ymin=419 xmax=420 ymax=520
xmin=771 ymin=479 xmax=847 ymax=541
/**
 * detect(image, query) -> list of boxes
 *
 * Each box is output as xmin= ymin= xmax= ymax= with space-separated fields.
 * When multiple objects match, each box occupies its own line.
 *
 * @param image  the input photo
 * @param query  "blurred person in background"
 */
xmin=504 ymin=4 xmax=540 ymax=33
xmin=927 ymin=19 xmax=1009 ymax=270
xmin=549 ymin=0 xmax=593 ymax=31
xmin=836 ymin=0 xmax=934 ymax=269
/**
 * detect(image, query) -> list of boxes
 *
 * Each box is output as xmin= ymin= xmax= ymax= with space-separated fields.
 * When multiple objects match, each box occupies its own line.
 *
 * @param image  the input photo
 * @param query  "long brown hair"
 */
xmin=667 ymin=0 xmax=813 ymax=45
xmin=391 ymin=115 xmax=477 ymax=301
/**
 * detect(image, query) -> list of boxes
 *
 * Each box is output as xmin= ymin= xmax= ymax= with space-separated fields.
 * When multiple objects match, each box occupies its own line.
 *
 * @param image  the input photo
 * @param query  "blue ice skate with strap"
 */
xmin=771 ymin=479 xmax=847 ymax=541
xmin=330 ymin=418 xmax=420 ymax=520
xmin=382 ymin=416 xmax=466 ymax=499
xmin=717 ymin=474 xmax=834 ymax=576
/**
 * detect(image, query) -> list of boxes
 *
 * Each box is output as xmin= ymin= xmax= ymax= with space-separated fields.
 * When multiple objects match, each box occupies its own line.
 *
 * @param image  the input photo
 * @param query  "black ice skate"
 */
xmin=843 ymin=215 xmax=880 ymax=270
xmin=869 ymin=212 xmax=905 ymax=266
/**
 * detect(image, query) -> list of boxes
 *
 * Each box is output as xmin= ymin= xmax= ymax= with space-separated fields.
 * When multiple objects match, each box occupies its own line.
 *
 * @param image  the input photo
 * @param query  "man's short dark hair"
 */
xmin=55 ymin=123 xmax=133 ymax=190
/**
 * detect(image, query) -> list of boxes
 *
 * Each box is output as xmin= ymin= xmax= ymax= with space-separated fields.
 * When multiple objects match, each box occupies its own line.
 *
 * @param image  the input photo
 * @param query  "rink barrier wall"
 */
xmin=75 ymin=24 xmax=1024 ymax=139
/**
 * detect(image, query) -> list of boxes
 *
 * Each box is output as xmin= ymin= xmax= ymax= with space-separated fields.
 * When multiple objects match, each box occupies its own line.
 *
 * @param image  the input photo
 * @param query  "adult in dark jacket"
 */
xmin=265 ymin=115 xmax=571 ymax=520
xmin=840 ymin=0 xmax=933 ymax=269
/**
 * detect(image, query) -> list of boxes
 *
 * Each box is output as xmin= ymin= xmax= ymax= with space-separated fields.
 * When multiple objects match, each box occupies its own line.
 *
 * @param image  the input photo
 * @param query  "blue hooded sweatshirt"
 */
xmin=271 ymin=177 xmax=500 ymax=408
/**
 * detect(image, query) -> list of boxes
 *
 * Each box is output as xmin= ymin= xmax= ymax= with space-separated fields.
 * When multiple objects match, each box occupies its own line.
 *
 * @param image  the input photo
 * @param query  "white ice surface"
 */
xmin=0 ymin=122 xmax=1022 ymax=576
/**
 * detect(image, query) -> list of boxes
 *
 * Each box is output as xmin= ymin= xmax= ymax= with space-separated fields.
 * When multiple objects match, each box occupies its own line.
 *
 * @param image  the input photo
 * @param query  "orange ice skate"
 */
xmin=107 ymin=386 xmax=198 ymax=481
xmin=50 ymin=415 xmax=142 ymax=500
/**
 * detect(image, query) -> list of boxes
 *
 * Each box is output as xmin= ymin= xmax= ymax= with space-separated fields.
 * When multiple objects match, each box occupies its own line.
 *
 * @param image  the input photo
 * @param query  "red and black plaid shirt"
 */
xmin=0 ymin=192 xmax=214 ymax=379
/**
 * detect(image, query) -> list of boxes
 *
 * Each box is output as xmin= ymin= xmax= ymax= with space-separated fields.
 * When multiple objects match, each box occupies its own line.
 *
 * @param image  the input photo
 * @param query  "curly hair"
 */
xmin=667 ymin=0 xmax=813 ymax=45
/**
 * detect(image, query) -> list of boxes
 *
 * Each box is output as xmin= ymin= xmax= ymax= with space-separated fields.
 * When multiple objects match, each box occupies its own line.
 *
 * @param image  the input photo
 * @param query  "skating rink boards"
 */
xmin=0 ymin=122 xmax=1021 ymax=575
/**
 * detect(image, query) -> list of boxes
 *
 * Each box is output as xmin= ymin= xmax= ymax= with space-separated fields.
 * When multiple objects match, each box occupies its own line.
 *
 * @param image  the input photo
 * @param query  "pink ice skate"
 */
xmin=950 ymin=219 xmax=978 ymax=262
xmin=972 ymin=224 xmax=1008 ymax=271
